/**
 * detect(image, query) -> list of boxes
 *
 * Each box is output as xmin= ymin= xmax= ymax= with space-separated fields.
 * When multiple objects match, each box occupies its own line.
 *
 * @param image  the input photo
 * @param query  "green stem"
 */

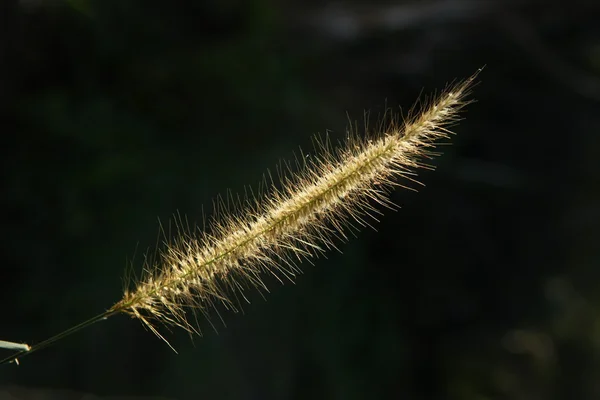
xmin=0 ymin=308 xmax=121 ymax=365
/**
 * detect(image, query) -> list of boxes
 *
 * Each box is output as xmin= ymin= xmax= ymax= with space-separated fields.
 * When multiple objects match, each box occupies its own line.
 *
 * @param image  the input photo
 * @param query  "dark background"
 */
xmin=1 ymin=0 xmax=600 ymax=399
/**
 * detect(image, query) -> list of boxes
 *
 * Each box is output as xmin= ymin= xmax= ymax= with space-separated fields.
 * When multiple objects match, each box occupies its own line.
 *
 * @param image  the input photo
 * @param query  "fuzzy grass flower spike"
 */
xmin=1 ymin=69 xmax=481 ymax=365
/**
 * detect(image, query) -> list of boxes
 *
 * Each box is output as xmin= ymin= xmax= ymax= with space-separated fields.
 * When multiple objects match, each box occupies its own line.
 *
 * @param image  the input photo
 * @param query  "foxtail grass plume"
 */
xmin=0 ymin=70 xmax=479 ymax=365
xmin=107 ymin=72 xmax=480 ymax=344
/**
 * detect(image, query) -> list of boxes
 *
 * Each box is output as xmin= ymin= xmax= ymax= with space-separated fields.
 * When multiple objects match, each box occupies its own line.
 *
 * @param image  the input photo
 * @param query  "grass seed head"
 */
xmin=110 ymin=71 xmax=479 ymax=343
